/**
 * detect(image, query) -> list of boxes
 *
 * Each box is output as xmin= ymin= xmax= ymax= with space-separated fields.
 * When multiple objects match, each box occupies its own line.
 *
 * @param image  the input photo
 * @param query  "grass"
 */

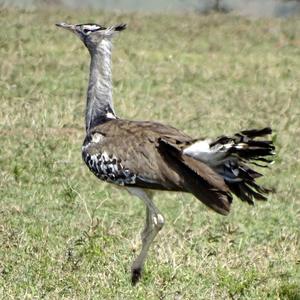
xmin=0 ymin=7 xmax=300 ymax=299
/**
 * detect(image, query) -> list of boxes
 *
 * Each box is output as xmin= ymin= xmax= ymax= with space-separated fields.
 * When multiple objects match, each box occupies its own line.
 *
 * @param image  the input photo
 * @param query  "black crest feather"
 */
xmin=114 ymin=23 xmax=127 ymax=31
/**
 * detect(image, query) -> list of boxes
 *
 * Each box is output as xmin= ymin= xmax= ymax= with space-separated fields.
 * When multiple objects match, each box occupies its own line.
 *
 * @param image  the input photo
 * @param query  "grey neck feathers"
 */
xmin=86 ymin=39 xmax=116 ymax=132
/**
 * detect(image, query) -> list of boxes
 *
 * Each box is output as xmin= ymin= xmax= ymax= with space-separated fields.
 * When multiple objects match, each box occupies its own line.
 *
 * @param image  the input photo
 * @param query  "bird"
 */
xmin=56 ymin=22 xmax=275 ymax=285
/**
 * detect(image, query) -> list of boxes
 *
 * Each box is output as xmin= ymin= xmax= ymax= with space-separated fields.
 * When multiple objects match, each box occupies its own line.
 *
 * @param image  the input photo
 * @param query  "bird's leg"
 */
xmin=127 ymin=188 xmax=164 ymax=285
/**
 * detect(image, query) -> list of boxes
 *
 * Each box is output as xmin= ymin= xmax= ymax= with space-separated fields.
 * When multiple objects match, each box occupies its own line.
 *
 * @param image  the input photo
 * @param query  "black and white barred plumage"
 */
xmin=82 ymin=132 xmax=136 ymax=186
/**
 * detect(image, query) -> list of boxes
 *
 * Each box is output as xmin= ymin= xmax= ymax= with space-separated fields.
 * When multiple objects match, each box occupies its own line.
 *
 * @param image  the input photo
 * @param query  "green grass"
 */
xmin=1 ymin=7 xmax=300 ymax=299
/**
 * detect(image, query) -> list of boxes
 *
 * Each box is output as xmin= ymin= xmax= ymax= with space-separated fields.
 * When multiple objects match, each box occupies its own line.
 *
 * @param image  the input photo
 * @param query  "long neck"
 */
xmin=86 ymin=39 xmax=116 ymax=132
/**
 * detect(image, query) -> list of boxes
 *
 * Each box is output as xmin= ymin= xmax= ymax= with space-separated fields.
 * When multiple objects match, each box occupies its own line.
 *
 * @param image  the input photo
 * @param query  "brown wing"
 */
xmin=88 ymin=119 xmax=189 ymax=190
xmin=88 ymin=119 xmax=232 ymax=215
xmin=157 ymin=138 xmax=232 ymax=215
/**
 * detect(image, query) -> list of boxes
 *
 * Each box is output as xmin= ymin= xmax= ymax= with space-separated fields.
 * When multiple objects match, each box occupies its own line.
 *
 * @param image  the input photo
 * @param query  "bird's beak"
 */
xmin=55 ymin=22 xmax=76 ymax=32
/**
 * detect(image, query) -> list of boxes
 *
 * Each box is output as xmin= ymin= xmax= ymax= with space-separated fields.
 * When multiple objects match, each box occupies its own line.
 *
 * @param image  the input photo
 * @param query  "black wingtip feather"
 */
xmin=240 ymin=127 xmax=272 ymax=137
xmin=223 ymin=127 xmax=275 ymax=205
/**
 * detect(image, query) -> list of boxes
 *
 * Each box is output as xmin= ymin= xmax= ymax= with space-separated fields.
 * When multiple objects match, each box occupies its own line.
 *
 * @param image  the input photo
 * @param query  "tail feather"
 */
xmin=183 ymin=127 xmax=275 ymax=206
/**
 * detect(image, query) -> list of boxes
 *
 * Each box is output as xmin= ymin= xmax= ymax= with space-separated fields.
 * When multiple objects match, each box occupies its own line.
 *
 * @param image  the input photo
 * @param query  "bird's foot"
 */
xmin=131 ymin=267 xmax=142 ymax=286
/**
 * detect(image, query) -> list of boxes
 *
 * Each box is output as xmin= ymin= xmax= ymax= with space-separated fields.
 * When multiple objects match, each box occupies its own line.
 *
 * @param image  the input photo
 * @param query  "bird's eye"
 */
xmin=83 ymin=29 xmax=90 ymax=34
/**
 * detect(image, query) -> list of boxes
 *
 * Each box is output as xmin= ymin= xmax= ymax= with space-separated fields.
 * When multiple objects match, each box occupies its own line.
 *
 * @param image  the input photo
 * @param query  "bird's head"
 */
xmin=56 ymin=22 xmax=127 ymax=50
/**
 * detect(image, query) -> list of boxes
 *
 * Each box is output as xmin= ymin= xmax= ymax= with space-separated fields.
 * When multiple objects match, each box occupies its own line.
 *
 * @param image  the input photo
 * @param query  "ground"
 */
xmin=0 ymin=8 xmax=300 ymax=299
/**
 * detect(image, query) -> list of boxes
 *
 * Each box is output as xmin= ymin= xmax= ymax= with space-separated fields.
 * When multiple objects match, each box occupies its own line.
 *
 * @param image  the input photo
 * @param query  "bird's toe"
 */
xmin=131 ymin=267 xmax=142 ymax=286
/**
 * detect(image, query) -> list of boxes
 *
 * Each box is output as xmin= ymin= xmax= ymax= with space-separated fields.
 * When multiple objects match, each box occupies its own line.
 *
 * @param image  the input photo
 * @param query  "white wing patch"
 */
xmin=184 ymin=140 xmax=210 ymax=155
xmin=183 ymin=139 xmax=233 ymax=166
xmin=183 ymin=138 xmax=251 ymax=168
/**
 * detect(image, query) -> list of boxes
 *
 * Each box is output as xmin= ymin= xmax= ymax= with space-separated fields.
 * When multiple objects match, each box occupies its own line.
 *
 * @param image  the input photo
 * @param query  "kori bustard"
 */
xmin=56 ymin=22 xmax=275 ymax=285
